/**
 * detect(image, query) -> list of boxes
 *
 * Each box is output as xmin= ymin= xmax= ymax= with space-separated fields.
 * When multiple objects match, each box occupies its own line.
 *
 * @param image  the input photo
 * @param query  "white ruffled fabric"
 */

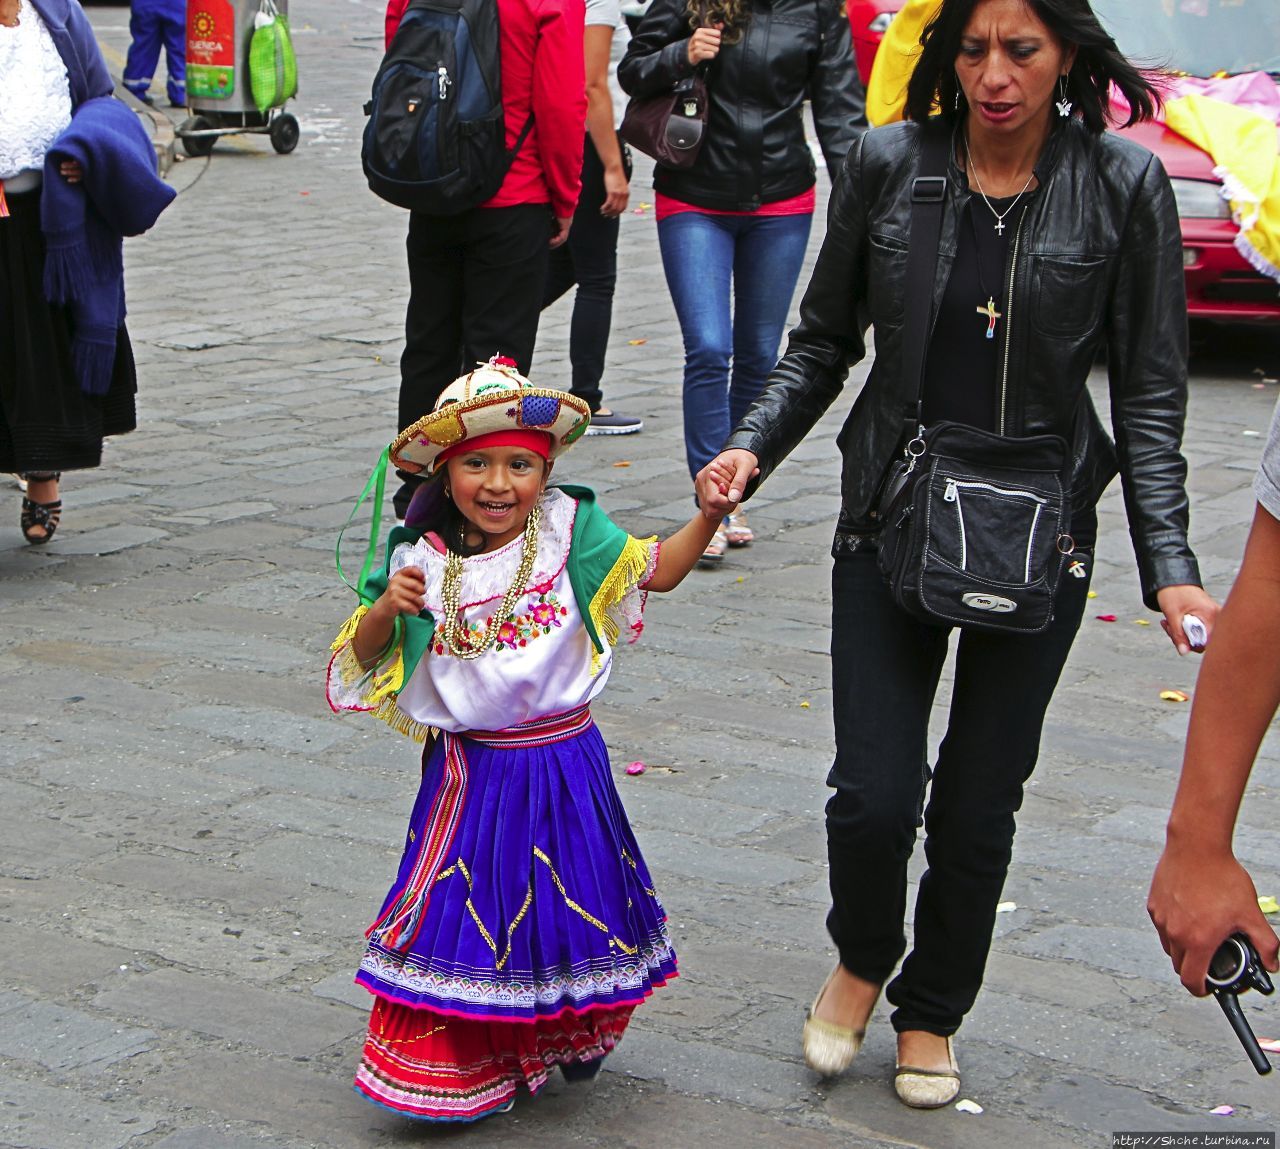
xmin=328 ymin=488 xmax=658 ymax=734
xmin=0 ymin=0 xmax=72 ymax=181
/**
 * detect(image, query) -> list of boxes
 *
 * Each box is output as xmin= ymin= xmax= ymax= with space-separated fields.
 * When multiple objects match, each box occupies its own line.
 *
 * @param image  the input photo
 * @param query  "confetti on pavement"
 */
xmin=1259 ymin=896 xmax=1279 ymax=915
xmin=627 ymin=338 xmax=647 ymax=345
xmin=1096 ymin=614 xmax=1118 ymax=622
xmin=625 ymin=762 xmax=646 ymax=776
xmin=1160 ymin=690 xmax=1190 ymax=703
xmin=1210 ymin=1105 xmax=1235 ymax=1116
xmin=1258 ymin=1038 xmax=1280 ymax=1053
xmin=996 ymin=901 xmax=1017 ymax=913
xmin=955 ymin=1099 xmax=984 ymax=1115
xmin=613 ymin=461 xmax=631 ymax=467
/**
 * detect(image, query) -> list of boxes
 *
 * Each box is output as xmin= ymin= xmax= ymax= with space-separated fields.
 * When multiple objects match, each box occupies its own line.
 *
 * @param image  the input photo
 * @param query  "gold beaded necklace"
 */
xmin=437 ymin=503 xmax=542 ymax=660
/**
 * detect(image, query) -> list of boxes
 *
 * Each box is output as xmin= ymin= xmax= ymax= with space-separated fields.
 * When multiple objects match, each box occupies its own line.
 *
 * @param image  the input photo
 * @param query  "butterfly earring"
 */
xmin=1056 ymin=74 xmax=1073 ymax=118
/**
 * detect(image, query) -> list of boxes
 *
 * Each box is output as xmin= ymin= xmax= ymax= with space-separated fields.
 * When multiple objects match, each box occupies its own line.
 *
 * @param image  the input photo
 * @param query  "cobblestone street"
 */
xmin=2 ymin=2 xmax=1280 ymax=1145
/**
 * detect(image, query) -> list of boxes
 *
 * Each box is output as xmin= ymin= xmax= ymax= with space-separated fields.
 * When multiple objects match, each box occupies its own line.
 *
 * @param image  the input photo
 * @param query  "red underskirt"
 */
xmin=354 ymin=995 xmax=636 ymax=1123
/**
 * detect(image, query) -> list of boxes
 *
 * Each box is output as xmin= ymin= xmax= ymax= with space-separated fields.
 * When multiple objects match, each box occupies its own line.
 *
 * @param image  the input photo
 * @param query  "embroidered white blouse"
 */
xmin=328 ymin=489 xmax=659 ymax=734
xmin=0 ymin=0 xmax=72 ymax=180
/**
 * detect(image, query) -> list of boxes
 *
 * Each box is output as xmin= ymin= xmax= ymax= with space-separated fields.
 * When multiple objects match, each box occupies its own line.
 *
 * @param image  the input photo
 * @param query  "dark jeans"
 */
xmin=542 ymin=134 xmax=625 ymax=413
xmin=396 ymin=203 xmax=552 ymax=516
xmin=826 ymin=536 xmax=1093 ymax=1035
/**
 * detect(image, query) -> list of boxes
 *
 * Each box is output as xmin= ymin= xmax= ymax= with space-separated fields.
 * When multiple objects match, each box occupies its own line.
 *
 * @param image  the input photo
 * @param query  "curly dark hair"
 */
xmin=904 ymin=0 xmax=1161 ymax=133
xmin=686 ymin=0 xmax=750 ymax=44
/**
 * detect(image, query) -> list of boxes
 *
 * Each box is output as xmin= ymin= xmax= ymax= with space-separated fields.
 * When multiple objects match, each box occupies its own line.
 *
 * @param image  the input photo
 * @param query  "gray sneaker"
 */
xmin=585 ymin=410 xmax=643 ymax=436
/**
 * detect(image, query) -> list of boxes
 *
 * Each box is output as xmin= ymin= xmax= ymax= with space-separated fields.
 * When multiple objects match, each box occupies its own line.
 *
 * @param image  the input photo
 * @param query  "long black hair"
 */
xmin=904 ymin=0 xmax=1161 ymax=134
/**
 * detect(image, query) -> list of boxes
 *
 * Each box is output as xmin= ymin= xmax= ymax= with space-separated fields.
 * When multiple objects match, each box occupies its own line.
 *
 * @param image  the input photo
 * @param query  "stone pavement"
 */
xmin=3 ymin=3 xmax=1280 ymax=1146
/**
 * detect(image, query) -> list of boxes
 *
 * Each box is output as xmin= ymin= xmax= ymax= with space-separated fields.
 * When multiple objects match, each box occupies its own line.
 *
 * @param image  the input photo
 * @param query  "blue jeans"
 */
xmin=658 ymin=210 xmax=812 ymax=482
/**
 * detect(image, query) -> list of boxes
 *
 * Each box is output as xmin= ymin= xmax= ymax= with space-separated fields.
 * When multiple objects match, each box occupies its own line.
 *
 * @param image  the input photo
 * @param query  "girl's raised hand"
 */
xmin=377 ymin=566 xmax=428 ymax=621
xmin=354 ymin=567 xmax=426 ymax=667
xmin=688 ymin=23 xmax=723 ymax=66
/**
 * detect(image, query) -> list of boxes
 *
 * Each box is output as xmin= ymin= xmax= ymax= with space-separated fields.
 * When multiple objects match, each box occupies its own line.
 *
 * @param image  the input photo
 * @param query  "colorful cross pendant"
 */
xmin=976 ymin=296 xmax=1002 ymax=340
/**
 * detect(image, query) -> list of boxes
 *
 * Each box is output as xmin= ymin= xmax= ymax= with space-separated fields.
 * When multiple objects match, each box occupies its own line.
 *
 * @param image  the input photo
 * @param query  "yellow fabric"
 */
xmin=586 ymin=533 xmax=656 ymax=676
xmin=866 ymin=0 xmax=942 ymax=127
xmin=1164 ymin=93 xmax=1280 ymax=283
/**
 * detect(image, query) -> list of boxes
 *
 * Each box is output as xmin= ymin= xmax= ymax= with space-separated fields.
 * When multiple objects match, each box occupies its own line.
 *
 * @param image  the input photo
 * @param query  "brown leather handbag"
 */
xmin=620 ymin=73 xmax=708 ymax=170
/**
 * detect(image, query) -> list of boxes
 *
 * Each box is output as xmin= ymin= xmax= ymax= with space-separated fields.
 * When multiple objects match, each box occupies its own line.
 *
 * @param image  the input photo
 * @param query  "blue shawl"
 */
xmin=40 ymin=97 xmax=175 ymax=395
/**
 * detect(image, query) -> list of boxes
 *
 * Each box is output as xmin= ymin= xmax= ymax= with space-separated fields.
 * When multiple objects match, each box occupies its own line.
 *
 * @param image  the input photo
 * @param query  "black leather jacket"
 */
xmin=618 ymin=0 xmax=866 ymax=211
xmin=725 ymin=118 xmax=1202 ymax=608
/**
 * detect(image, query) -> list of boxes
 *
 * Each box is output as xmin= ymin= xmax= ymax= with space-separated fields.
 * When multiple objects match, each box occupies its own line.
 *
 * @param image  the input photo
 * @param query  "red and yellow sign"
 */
xmin=186 ymin=0 xmax=236 ymax=100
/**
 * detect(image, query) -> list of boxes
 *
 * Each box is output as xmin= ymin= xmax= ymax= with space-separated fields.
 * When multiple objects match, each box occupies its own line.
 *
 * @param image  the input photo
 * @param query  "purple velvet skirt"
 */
xmin=355 ymin=706 xmax=677 ymax=1022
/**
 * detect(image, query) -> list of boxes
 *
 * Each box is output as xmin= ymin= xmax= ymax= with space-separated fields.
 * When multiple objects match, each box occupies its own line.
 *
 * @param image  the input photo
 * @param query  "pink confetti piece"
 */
xmin=1210 ymin=1105 xmax=1235 ymax=1116
xmin=1258 ymin=1038 xmax=1280 ymax=1054
xmin=1096 ymin=614 xmax=1118 ymax=622
xmin=625 ymin=761 xmax=646 ymax=776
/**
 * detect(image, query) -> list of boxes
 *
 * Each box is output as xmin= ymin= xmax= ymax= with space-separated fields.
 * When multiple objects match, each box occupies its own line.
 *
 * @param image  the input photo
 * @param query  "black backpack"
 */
xmin=362 ymin=0 xmax=533 ymax=214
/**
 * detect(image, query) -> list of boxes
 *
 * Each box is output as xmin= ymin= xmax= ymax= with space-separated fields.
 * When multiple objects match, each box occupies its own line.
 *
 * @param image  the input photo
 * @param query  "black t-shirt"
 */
xmin=921 ymin=192 xmax=1035 ymax=431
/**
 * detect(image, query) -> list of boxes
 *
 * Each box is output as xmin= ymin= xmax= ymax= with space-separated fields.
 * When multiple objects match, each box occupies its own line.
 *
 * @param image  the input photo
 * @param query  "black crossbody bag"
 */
xmin=874 ymin=126 xmax=1074 ymax=635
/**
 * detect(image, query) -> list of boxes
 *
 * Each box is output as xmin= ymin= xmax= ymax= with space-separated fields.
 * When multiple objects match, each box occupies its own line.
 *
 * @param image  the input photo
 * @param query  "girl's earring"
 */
xmin=954 ymin=75 xmax=961 ymax=112
xmin=1056 ymin=74 xmax=1073 ymax=118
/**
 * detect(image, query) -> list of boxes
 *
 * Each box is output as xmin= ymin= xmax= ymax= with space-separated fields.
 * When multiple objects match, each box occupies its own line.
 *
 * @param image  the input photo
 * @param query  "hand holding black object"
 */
xmin=1208 ymin=933 xmax=1275 ymax=1075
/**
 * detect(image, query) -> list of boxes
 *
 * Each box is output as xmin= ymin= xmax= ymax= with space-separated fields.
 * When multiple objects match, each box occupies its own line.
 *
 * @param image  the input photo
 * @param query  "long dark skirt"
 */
xmin=0 ymin=188 xmax=137 ymax=473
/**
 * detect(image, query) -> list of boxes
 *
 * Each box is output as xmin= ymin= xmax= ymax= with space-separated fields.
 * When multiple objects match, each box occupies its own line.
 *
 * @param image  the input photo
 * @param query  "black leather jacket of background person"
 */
xmin=618 ymin=0 xmax=867 ymax=211
xmin=724 ymin=117 xmax=1202 ymax=609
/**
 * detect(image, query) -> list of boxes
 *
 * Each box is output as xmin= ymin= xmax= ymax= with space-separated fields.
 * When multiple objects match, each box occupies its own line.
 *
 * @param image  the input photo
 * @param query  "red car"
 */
xmin=848 ymin=0 xmax=1280 ymax=323
xmin=847 ymin=0 xmax=904 ymax=87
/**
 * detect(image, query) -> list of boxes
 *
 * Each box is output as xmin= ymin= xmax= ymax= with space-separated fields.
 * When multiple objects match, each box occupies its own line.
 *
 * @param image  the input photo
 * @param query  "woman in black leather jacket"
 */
xmin=618 ymin=0 xmax=865 ymax=560
xmin=696 ymin=0 xmax=1218 ymax=1107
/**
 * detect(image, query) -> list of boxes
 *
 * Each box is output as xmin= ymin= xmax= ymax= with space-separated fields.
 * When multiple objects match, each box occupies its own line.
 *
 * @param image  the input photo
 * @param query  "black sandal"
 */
xmin=21 ymin=473 xmax=62 ymax=545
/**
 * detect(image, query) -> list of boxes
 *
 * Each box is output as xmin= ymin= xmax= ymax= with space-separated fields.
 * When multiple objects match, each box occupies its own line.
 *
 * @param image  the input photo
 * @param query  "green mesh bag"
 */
xmin=249 ymin=0 xmax=298 ymax=113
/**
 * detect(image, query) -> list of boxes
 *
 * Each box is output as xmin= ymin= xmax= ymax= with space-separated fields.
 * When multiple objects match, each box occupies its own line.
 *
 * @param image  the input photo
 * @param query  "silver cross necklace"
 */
xmin=963 ymin=135 xmax=1036 ymax=235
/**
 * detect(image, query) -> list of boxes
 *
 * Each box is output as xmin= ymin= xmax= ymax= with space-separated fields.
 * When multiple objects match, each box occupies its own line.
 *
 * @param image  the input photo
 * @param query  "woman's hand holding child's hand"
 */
xmin=354 ymin=567 xmax=426 ymax=667
xmin=695 ymin=450 xmax=759 ymax=517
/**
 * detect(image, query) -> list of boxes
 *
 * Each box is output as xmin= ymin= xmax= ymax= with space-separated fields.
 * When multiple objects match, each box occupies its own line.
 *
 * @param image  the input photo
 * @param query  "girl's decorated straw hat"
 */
xmin=390 ymin=358 xmax=591 ymax=475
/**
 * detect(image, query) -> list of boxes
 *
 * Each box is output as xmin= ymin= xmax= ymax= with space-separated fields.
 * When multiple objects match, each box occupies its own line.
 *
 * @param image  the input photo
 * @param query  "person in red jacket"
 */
xmin=384 ymin=0 xmax=587 ymax=519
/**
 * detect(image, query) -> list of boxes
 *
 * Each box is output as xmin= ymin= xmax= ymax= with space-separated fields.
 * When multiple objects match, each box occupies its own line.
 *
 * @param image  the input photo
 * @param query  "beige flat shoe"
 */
xmin=894 ymin=1035 xmax=960 ymax=1109
xmin=802 ymin=968 xmax=874 ymax=1076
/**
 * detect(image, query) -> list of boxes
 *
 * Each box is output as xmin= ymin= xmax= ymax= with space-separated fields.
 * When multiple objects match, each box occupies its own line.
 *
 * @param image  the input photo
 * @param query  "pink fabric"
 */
xmin=1111 ymin=72 xmax=1280 ymax=127
xmin=654 ymin=187 xmax=817 ymax=222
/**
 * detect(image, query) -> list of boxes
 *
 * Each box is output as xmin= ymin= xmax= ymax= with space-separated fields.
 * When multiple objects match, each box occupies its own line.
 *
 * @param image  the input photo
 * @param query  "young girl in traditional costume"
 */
xmin=327 ymin=359 xmax=723 ymax=1123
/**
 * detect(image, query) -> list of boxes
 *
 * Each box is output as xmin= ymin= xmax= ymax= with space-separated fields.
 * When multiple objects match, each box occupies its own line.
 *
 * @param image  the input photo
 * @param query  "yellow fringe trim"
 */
xmin=330 ymin=604 xmax=370 ymax=652
xmin=586 ymin=534 xmax=656 ymax=676
xmin=329 ymin=603 xmax=406 ymax=705
xmin=330 ymin=606 xmax=430 ymax=743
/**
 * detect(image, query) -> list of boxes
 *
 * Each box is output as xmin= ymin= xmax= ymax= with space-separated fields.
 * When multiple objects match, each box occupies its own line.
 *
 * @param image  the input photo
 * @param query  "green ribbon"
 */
xmin=336 ymin=445 xmax=390 ymax=606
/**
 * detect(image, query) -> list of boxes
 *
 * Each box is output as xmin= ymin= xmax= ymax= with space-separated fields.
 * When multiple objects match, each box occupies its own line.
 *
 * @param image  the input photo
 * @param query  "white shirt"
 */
xmin=0 ymin=0 xmax=72 ymax=180
xmin=585 ymin=0 xmax=621 ymax=28
xmin=329 ymin=489 xmax=656 ymax=734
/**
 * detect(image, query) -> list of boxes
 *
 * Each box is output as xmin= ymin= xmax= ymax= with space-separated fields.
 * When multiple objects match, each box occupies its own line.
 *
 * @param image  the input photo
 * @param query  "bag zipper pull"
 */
xmin=437 ymin=66 xmax=451 ymax=101
xmin=944 ymin=478 xmax=957 ymax=503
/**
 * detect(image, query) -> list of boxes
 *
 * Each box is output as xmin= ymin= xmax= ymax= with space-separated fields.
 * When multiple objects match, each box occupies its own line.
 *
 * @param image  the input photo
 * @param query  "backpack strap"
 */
xmin=507 ymin=114 xmax=535 ymax=164
xmin=899 ymin=121 xmax=951 ymax=438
